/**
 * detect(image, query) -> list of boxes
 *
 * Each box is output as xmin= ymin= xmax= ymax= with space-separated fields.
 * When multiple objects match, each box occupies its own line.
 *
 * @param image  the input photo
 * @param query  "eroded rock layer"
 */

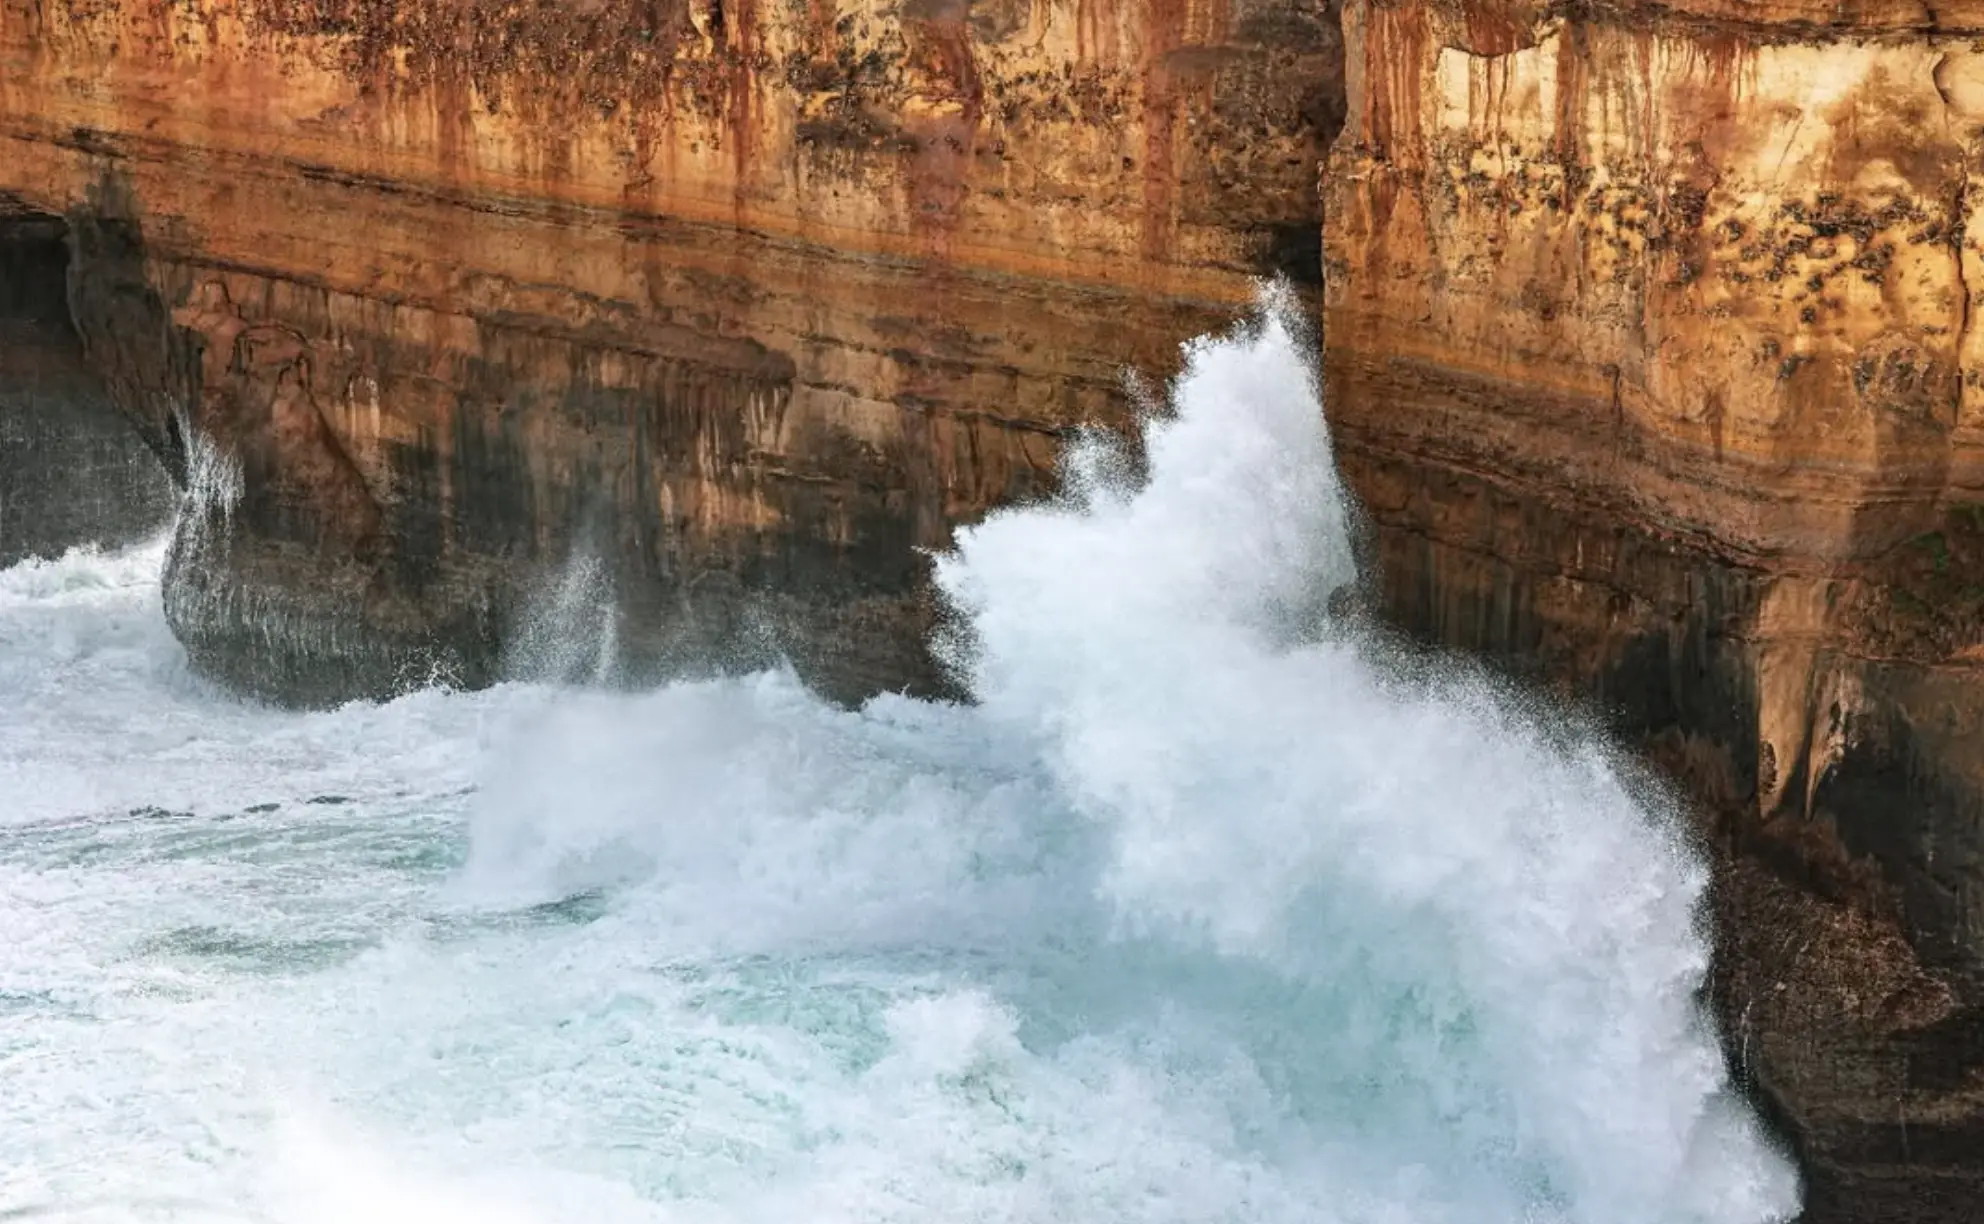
xmin=1325 ymin=0 xmax=1984 ymax=1215
xmin=0 ymin=0 xmax=1341 ymax=700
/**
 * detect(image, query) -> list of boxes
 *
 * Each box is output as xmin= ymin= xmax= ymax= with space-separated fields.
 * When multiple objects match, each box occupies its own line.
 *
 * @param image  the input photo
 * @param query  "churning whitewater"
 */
xmin=0 ymin=292 xmax=1798 ymax=1224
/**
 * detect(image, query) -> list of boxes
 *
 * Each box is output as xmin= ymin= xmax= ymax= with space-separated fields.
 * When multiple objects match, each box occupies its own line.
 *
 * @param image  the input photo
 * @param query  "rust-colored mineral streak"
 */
xmin=0 ymin=0 xmax=1342 ymax=699
xmin=1328 ymin=2 xmax=1984 ymax=1214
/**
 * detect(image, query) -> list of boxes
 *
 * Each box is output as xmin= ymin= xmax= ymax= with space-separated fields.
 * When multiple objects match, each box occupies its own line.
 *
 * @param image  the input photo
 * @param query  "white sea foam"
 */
xmin=0 ymin=288 xmax=1799 ymax=1224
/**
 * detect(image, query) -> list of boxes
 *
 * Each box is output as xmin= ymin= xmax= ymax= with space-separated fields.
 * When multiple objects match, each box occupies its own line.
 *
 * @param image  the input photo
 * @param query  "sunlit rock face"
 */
xmin=0 ymin=0 xmax=1343 ymax=702
xmin=1324 ymin=1 xmax=1984 ymax=1215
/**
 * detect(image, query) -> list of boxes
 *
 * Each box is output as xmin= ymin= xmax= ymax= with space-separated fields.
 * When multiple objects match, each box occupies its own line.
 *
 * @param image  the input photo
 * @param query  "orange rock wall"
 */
xmin=1326 ymin=0 xmax=1984 ymax=941
xmin=1325 ymin=2 xmax=1984 ymax=1209
xmin=0 ymin=0 xmax=1341 ymax=699
xmin=11 ymin=0 xmax=1984 ymax=1210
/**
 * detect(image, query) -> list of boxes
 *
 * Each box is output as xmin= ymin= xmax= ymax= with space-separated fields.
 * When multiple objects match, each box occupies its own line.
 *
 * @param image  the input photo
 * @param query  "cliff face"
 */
xmin=0 ymin=0 xmax=1341 ymax=699
xmin=1325 ymin=0 xmax=1984 ymax=1214
xmin=15 ymin=0 xmax=1984 ymax=1213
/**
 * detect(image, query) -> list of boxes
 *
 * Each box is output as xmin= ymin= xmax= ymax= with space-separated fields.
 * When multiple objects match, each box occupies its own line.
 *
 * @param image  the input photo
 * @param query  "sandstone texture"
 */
xmin=15 ymin=0 xmax=1984 ymax=1216
xmin=1326 ymin=0 xmax=1984 ymax=1216
xmin=0 ymin=0 xmax=1341 ymax=699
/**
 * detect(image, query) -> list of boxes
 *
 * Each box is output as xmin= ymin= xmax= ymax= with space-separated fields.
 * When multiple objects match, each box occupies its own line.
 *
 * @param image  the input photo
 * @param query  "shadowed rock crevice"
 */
xmin=0 ymin=193 xmax=174 ymax=567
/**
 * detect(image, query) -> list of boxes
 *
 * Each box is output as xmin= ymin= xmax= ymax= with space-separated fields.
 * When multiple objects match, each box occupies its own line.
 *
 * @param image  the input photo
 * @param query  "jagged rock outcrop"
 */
xmin=0 ymin=0 xmax=1341 ymax=701
xmin=1325 ymin=1 xmax=1984 ymax=1216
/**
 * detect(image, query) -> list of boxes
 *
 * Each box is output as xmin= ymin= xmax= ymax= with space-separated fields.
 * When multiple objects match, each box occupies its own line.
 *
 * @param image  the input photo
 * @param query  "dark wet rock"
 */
xmin=0 ymin=205 xmax=173 ymax=567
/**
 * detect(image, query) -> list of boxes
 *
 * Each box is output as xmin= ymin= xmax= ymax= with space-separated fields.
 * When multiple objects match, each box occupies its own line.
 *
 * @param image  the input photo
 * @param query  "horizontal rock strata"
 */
xmin=1325 ymin=0 xmax=1984 ymax=1215
xmin=0 ymin=0 xmax=1342 ymax=700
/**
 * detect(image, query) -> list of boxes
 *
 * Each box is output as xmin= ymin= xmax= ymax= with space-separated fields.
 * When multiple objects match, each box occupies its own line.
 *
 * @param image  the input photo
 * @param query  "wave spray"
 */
xmin=0 ymin=288 xmax=1798 ymax=1224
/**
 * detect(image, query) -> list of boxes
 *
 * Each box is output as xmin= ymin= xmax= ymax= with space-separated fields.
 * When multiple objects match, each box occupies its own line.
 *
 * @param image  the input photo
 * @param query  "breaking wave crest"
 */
xmin=0 ymin=288 xmax=1798 ymax=1224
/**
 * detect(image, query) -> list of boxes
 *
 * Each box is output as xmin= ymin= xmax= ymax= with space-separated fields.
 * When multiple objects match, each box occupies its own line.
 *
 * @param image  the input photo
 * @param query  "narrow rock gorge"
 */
xmin=8 ymin=0 xmax=1984 ymax=1218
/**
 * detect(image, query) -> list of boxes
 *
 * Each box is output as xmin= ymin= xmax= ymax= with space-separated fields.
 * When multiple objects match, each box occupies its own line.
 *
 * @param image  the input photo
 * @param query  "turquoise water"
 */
xmin=0 ymin=293 xmax=1799 ymax=1224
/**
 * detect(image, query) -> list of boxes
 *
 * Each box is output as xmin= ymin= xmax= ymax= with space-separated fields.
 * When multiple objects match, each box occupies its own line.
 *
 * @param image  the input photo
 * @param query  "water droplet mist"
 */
xmin=0 ymin=287 xmax=1799 ymax=1224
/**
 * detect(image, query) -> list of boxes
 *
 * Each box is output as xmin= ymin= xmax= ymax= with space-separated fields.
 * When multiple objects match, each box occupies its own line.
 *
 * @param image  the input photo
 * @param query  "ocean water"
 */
xmin=0 ymin=291 xmax=1800 ymax=1224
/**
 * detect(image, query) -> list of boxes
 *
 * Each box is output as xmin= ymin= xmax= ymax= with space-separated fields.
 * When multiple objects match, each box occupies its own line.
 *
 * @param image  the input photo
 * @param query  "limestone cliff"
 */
xmin=1325 ymin=0 xmax=1984 ymax=1215
xmin=0 ymin=0 xmax=1341 ymax=699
